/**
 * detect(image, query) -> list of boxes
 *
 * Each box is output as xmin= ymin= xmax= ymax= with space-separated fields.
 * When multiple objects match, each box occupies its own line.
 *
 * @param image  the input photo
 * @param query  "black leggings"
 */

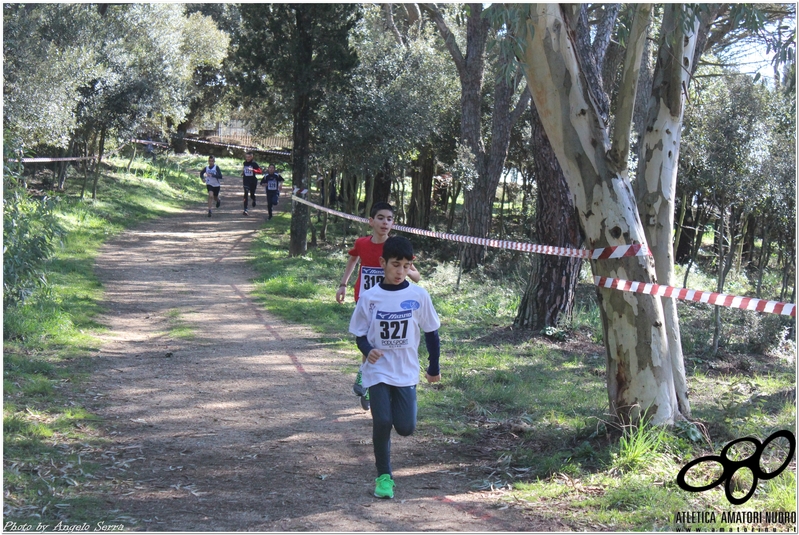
xmin=369 ymin=383 xmax=417 ymax=477
xmin=243 ymin=179 xmax=257 ymax=208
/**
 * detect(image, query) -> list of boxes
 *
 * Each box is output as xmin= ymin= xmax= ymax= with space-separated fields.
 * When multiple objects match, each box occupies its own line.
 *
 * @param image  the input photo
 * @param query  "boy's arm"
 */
xmin=424 ymin=330 xmax=441 ymax=382
xmin=336 ymin=255 xmax=359 ymax=303
xmin=356 ymin=335 xmax=374 ymax=358
xmin=200 ymin=168 xmax=206 ymax=181
xmin=408 ymin=264 xmax=421 ymax=283
xmin=356 ymin=335 xmax=384 ymax=364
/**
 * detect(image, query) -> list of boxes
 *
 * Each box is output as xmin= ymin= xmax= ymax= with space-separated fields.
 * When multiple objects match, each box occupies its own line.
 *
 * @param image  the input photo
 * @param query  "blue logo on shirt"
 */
xmin=400 ymin=300 xmax=420 ymax=310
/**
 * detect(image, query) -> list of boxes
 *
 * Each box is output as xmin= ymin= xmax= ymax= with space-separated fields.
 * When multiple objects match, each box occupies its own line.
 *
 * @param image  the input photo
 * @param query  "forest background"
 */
xmin=3 ymin=3 xmax=797 ymax=531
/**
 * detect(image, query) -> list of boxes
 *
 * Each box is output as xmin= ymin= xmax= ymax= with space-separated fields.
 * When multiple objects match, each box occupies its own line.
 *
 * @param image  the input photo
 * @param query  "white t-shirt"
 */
xmin=349 ymin=283 xmax=441 ymax=388
xmin=203 ymin=165 xmax=222 ymax=187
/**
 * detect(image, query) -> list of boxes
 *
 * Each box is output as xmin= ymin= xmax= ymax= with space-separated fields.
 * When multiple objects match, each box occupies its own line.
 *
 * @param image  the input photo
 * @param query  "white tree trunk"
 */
xmin=636 ymin=5 xmax=701 ymax=418
xmin=518 ymin=4 xmax=682 ymax=424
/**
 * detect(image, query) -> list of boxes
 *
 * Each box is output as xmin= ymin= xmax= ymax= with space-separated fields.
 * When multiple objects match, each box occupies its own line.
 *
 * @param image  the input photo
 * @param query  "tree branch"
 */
xmin=608 ymin=3 xmax=651 ymax=172
xmin=510 ymin=86 xmax=531 ymax=126
xmin=383 ymin=4 xmax=405 ymax=47
xmin=419 ymin=3 xmax=466 ymax=79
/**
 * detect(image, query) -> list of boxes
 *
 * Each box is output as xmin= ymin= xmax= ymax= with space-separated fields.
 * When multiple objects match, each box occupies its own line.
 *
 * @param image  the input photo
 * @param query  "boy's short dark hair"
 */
xmin=381 ymin=236 xmax=414 ymax=262
xmin=370 ymin=202 xmax=394 ymax=218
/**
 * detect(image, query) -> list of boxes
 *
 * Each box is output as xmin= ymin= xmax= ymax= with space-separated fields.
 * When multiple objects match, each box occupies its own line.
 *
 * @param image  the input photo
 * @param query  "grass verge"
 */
xmin=248 ymin=208 xmax=796 ymax=532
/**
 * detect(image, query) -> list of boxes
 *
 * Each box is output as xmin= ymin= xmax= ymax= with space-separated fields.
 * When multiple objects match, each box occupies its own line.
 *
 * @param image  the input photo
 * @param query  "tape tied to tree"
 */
xmin=293 ymin=195 xmax=796 ymax=317
xmin=595 ymin=276 xmax=796 ymax=317
xmin=292 ymin=195 xmax=648 ymax=259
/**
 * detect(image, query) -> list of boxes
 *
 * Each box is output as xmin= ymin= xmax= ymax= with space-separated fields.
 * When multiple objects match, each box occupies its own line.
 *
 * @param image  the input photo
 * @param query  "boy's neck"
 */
xmin=370 ymin=234 xmax=389 ymax=244
xmin=379 ymin=280 xmax=409 ymax=291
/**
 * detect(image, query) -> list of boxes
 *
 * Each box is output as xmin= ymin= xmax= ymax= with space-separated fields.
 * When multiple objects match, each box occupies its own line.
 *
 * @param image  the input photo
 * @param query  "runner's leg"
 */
xmin=369 ymin=383 xmax=393 ymax=476
xmin=391 ymin=385 xmax=417 ymax=437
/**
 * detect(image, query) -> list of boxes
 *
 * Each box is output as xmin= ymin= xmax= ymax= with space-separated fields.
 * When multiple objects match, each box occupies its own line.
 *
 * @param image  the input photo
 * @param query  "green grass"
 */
xmin=247 ymin=210 xmax=795 ymax=531
xmin=3 ymin=151 xmax=207 ymax=527
xmin=163 ymin=308 xmax=196 ymax=339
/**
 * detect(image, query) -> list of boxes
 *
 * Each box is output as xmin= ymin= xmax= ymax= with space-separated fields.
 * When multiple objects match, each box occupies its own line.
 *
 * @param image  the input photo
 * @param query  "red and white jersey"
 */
xmin=348 ymin=236 xmax=384 ymax=302
xmin=349 ymin=283 xmax=440 ymax=388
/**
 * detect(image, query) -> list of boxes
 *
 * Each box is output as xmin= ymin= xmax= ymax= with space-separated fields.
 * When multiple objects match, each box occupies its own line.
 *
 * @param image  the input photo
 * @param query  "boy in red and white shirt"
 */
xmin=348 ymin=236 xmax=441 ymax=499
xmin=336 ymin=202 xmax=420 ymax=409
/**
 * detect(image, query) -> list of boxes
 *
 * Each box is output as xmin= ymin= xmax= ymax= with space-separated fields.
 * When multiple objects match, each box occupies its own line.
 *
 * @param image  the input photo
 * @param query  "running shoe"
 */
xmin=243 ymin=210 xmax=249 ymax=216
xmin=252 ymin=199 xmax=256 ymax=207
xmin=353 ymin=370 xmax=366 ymax=397
xmin=360 ymin=388 xmax=370 ymax=411
xmin=374 ymin=474 xmax=394 ymax=499
xmin=216 ymin=199 xmax=221 ymax=208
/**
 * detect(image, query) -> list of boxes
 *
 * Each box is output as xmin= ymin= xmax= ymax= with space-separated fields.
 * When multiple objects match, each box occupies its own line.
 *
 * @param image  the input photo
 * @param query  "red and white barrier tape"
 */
xmin=292 ymin=187 xmax=309 ymax=195
xmin=291 ymin=195 xmax=649 ymax=260
xmin=595 ymin=276 xmax=796 ymax=317
xmin=130 ymin=138 xmax=170 ymax=148
xmin=292 ymin=195 xmax=795 ymax=316
xmin=7 ymin=156 xmax=97 ymax=163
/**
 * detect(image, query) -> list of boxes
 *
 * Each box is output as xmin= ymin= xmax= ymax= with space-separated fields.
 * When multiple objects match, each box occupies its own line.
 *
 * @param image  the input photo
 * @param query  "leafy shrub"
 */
xmin=3 ymin=149 xmax=63 ymax=308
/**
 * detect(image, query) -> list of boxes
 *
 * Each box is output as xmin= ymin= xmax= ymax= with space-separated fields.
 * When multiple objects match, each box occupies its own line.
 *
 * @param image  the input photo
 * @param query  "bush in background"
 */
xmin=3 ymin=145 xmax=63 ymax=310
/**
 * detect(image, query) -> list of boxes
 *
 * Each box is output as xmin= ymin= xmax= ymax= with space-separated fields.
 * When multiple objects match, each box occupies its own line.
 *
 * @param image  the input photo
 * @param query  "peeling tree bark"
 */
xmin=635 ymin=4 xmax=721 ymax=418
xmin=518 ymin=4 xmax=683 ymax=424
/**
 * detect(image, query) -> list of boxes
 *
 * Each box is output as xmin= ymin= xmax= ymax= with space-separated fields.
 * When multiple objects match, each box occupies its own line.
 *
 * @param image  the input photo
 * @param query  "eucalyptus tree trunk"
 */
xmin=518 ymin=4 xmax=686 ymax=424
xmin=634 ymin=4 xmax=706 ymax=418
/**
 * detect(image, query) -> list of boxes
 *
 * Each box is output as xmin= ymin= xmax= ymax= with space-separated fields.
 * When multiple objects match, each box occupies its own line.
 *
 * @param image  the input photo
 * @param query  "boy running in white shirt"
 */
xmin=200 ymin=156 xmax=224 ymax=217
xmin=348 ymin=236 xmax=441 ymax=499
xmin=337 ymin=202 xmax=420 ymax=411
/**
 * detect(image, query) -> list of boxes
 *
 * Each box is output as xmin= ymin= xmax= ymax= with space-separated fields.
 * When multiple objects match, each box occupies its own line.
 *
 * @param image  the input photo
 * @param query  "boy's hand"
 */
xmin=425 ymin=373 xmax=441 ymax=383
xmin=408 ymin=264 xmax=421 ymax=283
xmin=366 ymin=349 xmax=384 ymax=364
xmin=335 ymin=286 xmax=346 ymax=303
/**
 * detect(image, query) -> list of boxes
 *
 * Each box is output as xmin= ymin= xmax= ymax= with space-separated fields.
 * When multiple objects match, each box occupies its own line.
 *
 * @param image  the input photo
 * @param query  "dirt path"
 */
xmin=88 ymin=185 xmax=552 ymax=531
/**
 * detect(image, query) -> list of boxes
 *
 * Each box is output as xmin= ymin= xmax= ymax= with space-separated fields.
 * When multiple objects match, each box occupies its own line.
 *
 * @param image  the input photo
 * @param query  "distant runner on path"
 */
xmin=259 ymin=164 xmax=284 ymax=221
xmin=241 ymin=152 xmax=262 ymax=216
xmin=200 ymin=156 xmax=224 ymax=217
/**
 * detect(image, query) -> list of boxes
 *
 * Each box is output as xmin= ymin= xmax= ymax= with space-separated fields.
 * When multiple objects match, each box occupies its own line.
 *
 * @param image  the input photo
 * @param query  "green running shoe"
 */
xmin=374 ymin=474 xmax=394 ymax=499
xmin=353 ymin=370 xmax=367 ymax=397
xmin=360 ymin=387 xmax=370 ymax=411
